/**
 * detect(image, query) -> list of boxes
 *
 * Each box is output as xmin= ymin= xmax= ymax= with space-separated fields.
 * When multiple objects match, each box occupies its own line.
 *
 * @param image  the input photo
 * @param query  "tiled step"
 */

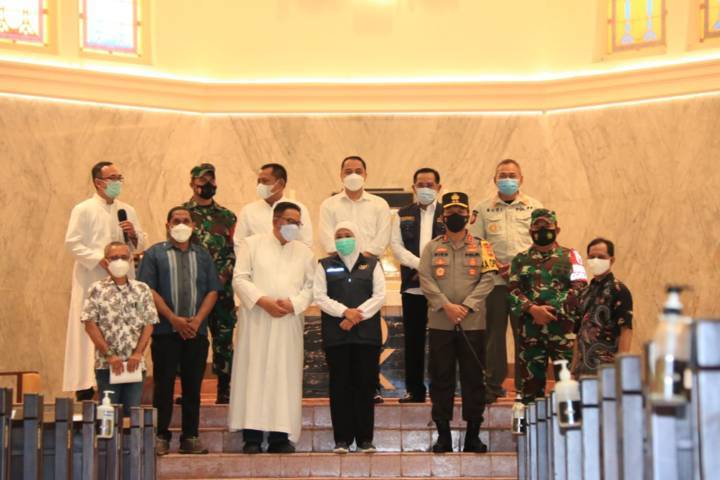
xmin=165 ymin=400 xmax=515 ymax=453
xmin=157 ymin=452 xmax=517 ymax=479
xmin=169 ymin=401 xmax=513 ymax=431
xmin=166 ymin=426 xmax=517 ymax=454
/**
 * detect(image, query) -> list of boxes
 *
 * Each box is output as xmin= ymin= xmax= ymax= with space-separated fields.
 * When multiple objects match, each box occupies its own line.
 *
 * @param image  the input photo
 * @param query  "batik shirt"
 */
xmin=574 ymin=272 xmax=633 ymax=375
xmin=80 ymin=278 xmax=159 ymax=369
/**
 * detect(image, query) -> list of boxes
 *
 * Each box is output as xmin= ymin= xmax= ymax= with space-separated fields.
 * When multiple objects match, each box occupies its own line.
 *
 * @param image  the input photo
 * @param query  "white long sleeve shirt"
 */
xmin=318 ymin=190 xmax=391 ymax=256
xmin=390 ymin=202 xmax=437 ymax=295
xmin=234 ymin=196 xmax=313 ymax=249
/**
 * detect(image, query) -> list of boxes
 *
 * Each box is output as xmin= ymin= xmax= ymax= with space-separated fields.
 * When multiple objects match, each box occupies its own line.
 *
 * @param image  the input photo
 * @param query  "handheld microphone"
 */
xmin=117 ymin=209 xmax=129 ymax=243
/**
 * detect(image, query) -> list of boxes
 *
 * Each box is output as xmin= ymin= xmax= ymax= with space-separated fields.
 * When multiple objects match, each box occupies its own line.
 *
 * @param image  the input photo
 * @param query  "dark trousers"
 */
xmin=325 ymin=344 xmax=381 ymax=445
xmin=243 ymin=429 xmax=288 ymax=444
xmin=485 ymin=285 xmax=520 ymax=394
xmin=152 ymin=333 xmax=209 ymax=441
xmin=401 ymin=293 xmax=429 ymax=397
xmin=428 ymin=328 xmax=486 ymax=422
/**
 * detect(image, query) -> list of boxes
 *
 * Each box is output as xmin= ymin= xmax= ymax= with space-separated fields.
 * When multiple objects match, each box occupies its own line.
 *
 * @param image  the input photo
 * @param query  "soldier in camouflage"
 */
xmin=507 ymin=208 xmax=588 ymax=404
xmin=183 ymin=163 xmax=238 ymax=404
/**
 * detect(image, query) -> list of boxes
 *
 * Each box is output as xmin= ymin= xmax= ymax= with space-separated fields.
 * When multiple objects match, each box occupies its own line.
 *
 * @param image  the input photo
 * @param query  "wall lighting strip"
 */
xmin=545 ymin=89 xmax=720 ymax=114
xmin=1 ymin=89 xmax=720 ymax=116
xmin=4 ymin=50 xmax=720 ymax=85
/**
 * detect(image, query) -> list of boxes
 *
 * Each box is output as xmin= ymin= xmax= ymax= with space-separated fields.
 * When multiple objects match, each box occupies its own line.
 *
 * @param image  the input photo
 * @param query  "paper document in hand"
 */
xmin=109 ymin=363 xmax=143 ymax=384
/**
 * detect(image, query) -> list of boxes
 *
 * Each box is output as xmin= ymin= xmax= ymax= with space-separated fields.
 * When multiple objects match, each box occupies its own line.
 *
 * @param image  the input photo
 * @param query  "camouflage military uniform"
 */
xmin=508 ymin=210 xmax=587 ymax=404
xmin=183 ymin=199 xmax=237 ymax=384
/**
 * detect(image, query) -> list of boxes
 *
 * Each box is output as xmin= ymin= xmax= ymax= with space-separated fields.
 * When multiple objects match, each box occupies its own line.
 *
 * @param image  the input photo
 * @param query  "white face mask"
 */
xmin=108 ymin=259 xmax=130 ymax=278
xmin=280 ymin=224 xmax=300 ymax=242
xmin=170 ymin=224 xmax=193 ymax=243
xmin=587 ymin=258 xmax=611 ymax=276
xmin=256 ymin=182 xmax=277 ymax=200
xmin=343 ymin=173 xmax=365 ymax=192
xmin=416 ymin=187 xmax=437 ymax=205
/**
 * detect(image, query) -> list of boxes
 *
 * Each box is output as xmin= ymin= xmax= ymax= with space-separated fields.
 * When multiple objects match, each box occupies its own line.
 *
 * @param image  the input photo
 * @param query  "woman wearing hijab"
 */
xmin=313 ymin=221 xmax=386 ymax=453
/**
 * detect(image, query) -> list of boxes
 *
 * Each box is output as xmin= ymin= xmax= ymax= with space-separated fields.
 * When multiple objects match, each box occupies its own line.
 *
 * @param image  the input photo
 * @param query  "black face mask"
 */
xmin=197 ymin=183 xmax=217 ymax=199
xmin=532 ymin=227 xmax=557 ymax=246
xmin=444 ymin=214 xmax=468 ymax=233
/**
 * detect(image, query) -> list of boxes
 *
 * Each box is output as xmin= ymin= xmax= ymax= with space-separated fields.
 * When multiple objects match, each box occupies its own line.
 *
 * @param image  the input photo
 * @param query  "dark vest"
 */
xmin=397 ymin=202 xmax=445 ymax=291
xmin=319 ymin=254 xmax=381 ymax=349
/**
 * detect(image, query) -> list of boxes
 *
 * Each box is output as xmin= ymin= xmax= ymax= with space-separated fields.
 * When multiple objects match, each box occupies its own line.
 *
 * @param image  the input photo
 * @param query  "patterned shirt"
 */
xmin=574 ymin=272 xmax=633 ymax=375
xmin=80 ymin=278 xmax=159 ymax=369
xmin=508 ymin=245 xmax=588 ymax=331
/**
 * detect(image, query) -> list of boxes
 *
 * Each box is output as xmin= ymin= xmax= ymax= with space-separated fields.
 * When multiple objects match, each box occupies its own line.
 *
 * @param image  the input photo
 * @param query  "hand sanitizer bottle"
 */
xmin=511 ymin=394 xmax=526 ymax=435
xmin=554 ymin=359 xmax=582 ymax=429
xmin=97 ymin=390 xmax=115 ymax=439
xmin=650 ymin=286 xmax=692 ymax=406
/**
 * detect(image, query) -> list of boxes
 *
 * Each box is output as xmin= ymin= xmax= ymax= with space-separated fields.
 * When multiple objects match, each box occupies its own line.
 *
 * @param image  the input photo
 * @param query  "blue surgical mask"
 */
xmin=416 ymin=187 xmax=437 ymax=205
xmin=105 ymin=180 xmax=122 ymax=199
xmin=497 ymin=178 xmax=519 ymax=196
xmin=335 ymin=237 xmax=356 ymax=256
xmin=280 ymin=224 xmax=300 ymax=242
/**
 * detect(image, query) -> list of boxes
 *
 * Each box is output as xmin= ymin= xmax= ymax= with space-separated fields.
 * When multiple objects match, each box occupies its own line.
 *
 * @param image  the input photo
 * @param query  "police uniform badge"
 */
xmin=480 ymin=240 xmax=499 ymax=273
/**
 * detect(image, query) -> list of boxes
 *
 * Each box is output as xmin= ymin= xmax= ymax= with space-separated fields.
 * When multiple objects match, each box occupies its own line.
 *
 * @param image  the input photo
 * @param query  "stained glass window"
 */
xmin=701 ymin=0 xmax=720 ymax=40
xmin=0 ymin=0 xmax=49 ymax=46
xmin=80 ymin=0 xmax=142 ymax=56
xmin=608 ymin=0 xmax=666 ymax=53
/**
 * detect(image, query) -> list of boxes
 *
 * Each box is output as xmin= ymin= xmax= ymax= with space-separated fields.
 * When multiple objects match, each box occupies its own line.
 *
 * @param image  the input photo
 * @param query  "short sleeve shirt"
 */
xmin=80 ymin=278 xmax=159 ymax=369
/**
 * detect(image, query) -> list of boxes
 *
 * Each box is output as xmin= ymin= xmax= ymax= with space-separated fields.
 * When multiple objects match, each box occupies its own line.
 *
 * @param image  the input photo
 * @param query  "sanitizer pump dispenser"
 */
xmin=97 ymin=390 xmax=115 ymax=439
xmin=554 ymin=359 xmax=582 ymax=429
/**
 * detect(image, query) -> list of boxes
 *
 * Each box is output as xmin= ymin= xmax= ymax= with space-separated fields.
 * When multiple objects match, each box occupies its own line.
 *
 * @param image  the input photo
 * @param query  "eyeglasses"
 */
xmin=280 ymin=217 xmax=303 ymax=227
xmin=100 ymin=175 xmax=124 ymax=182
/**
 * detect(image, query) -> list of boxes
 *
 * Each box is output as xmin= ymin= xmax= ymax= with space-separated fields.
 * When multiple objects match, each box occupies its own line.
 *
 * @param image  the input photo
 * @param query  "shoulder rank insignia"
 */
xmin=480 ymin=240 xmax=499 ymax=273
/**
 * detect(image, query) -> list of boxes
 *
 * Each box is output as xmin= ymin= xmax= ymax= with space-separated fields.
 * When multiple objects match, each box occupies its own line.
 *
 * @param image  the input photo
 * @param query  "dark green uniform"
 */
xmin=183 ymin=199 xmax=237 ymax=384
xmin=508 ymin=241 xmax=587 ymax=403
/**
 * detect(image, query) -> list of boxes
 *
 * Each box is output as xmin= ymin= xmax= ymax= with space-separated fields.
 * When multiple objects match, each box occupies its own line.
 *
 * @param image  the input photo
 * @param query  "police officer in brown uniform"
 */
xmin=419 ymin=192 xmax=499 ymax=453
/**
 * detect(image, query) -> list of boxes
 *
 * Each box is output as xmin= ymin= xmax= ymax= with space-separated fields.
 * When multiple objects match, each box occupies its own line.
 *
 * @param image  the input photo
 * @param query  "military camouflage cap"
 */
xmin=442 ymin=192 xmax=470 ymax=209
xmin=531 ymin=208 xmax=558 ymax=226
xmin=191 ymin=163 xmax=215 ymax=178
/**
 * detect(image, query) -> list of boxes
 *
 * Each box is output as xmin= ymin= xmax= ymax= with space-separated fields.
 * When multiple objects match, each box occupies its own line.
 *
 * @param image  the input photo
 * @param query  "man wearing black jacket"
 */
xmin=390 ymin=168 xmax=445 ymax=403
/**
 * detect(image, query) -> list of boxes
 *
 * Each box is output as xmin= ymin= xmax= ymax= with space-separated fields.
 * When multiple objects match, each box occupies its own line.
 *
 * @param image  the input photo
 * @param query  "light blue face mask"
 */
xmin=497 ymin=178 xmax=519 ymax=196
xmin=104 ymin=180 xmax=122 ymax=199
xmin=416 ymin=187 xmax=437 ymax=205
xmin=280 ymin=224 xmax=300 ymax=242
xmin=335 ymin=237 xmax=356 ymax=256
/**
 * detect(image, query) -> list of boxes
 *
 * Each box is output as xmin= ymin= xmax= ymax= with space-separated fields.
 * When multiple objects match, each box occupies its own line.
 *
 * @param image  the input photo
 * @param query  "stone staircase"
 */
xmin=158 ymin=398 xmax=518 ymax=479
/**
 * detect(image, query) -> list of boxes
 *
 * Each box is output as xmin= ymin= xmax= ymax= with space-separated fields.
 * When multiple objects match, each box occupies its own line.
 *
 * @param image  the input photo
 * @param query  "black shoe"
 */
xmin=484 ymin=393 xmax=498 ymax=404
xmin=267 ymin=440 xmax=295 ymax=454
xmin=398 ymin=393 xmax=425 ymax=403
xmin=432 ymin=420 xmax=453 ymax=453
xmin=75 ymin=387 xmax=95 ymax=401
xmin=175 ymin=396 xmax=183 ymax=405
xmin=374 ymin=392 xmax=384 ymax=404
xmin=333 ymin=442 xmax=350 ymax=454
xmin=463 ymin=420 xmax=488 ymax=453
xmin=243 ymin=441 xmax=262 ymax=454
xmin=215 ymin=391 xmax=230 ymax=405
xmin=357 ymin=441 xmax=376 ymax=453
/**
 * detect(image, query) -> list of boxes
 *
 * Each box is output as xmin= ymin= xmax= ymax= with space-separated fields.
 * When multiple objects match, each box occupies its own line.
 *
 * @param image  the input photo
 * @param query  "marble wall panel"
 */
xmin=0 ymin=95 xmax=718 ymax=399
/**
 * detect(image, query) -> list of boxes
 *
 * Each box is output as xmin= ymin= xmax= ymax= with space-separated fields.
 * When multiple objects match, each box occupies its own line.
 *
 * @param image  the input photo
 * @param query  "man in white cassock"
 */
xmin=229 ymin=201 xmax=315 ymax=454
xmin=64 ymin=162 xmax=145 ymax=400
